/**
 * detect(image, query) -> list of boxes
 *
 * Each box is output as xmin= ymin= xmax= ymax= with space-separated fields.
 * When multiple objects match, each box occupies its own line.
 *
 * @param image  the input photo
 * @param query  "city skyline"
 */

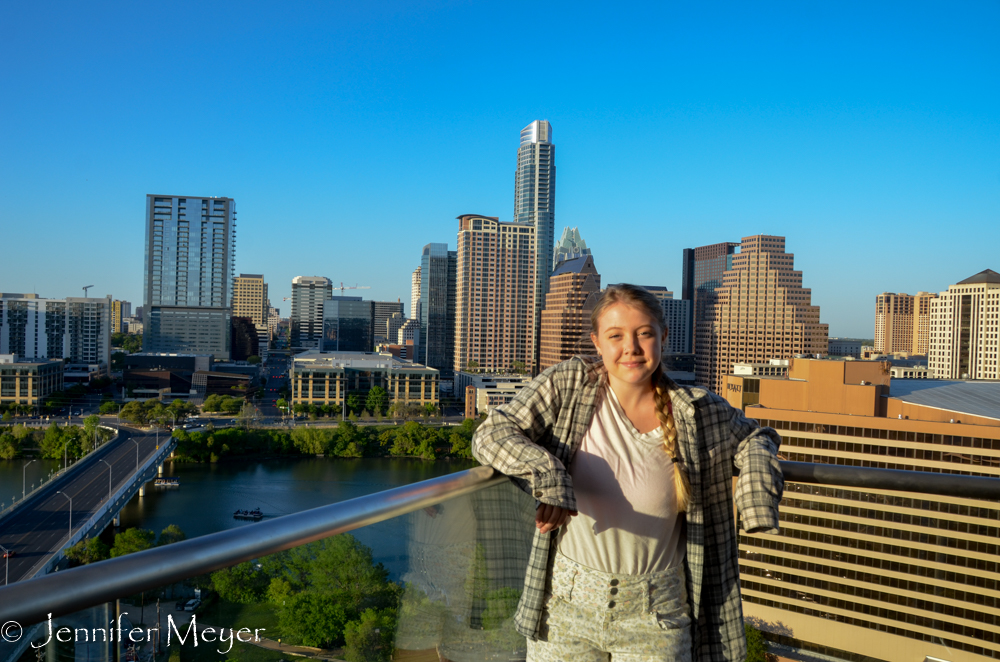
xmin=2 ymin=3 xmax=998 ymax=338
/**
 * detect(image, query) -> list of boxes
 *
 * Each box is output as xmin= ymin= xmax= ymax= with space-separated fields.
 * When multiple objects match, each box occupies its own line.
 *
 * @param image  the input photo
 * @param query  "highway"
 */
xmin=0 ymin=427 xmax=164 ymax=585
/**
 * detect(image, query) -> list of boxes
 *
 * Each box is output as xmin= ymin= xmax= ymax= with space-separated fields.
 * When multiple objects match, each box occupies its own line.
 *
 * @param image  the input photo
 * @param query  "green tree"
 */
xmin=99 ymin=401 xmax=118 ymax=415
xmin=157 ymin=524 xmax=187 ymax=546
xmin=511 ymin=360 xmax=526 ymax=374
xmin=110 ymin=528 xmax=156 ymax=557
xmin=110 ymin=351 xmax=126 ymax=371
xmin=280 ymin=592 xmax=350 ymax=648
xmin=247 ymin=355 xmax=262 ymax=364
xmin=211 ymin=561 xmax=271 ymax=604
xmin=467 ymin=360 xmax=479 ymax=371
xmin=65 ymin=537 xmax=110 ymax=565
xmin=2 ymin=411 xmax=12 ymax=423
xmin=276 ymin=398 xmax=288 ymax=411
xmin=423 ymin=402 xmax=437 ymax=418
xmin=745 ymin=624 xmax=771 ymax=662
xmin=346 ymin=392 xmax=361 ymax=415
xmin=343 ymin=608 xmax=396 ymax=662
xmin=120 ymin=400 xmax=150 ymax=425
xmin=0 ymin=432 xmax=19 ymax=460
xmin=365 ymin=387 xmax=387 ymax=416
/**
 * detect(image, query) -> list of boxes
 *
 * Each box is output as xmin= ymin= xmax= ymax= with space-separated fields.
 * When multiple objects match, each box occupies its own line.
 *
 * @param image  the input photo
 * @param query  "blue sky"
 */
xmin=2 ymin=1 xmax=997 ymax=338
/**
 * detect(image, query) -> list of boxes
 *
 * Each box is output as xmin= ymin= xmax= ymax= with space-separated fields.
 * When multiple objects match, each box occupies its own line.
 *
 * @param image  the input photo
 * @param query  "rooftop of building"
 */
xmin=956 ymin=268 xmax=1000 ymax=285
xmin=551 ymin=255 xmax=596 ymax=277
xmin=292 ymin=349 xmax=437 ymax=372
xmin=888 ymin=379 xmax=1000 ymax=421
xmin=0 ymin=354 xmax=63 ymax=367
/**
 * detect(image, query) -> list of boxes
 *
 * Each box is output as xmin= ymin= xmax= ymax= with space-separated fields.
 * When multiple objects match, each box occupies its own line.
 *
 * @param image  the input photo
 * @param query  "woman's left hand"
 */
xmin=536 ymin=503 xmax=577 ymax=534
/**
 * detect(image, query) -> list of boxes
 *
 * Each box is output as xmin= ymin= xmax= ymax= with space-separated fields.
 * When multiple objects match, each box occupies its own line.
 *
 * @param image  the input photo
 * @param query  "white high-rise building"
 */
xmin=514 ymin=120 xmax=555 ymax=374
xmin=0 ymin=293 xmax=112 ymax=367
xmin=928 ymin=269 xmax=1000 ymax=380
xmin=290 ymin=276 xmax=333 ymax=349
xmin=411 ymin=266 xmax=422 ymax=324
xmin=143 ymin=195 xmax=236 ymax=359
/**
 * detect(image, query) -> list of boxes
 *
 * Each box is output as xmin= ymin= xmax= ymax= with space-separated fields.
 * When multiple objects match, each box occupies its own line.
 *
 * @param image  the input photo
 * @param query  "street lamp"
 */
xmin=55 ymin=490 xmax=72 ymax=544
xmin=0 ymin=543 xmax=9 ymax=585
xmin=22 ymin=459 xmax=36 ymax=499
xmin=99 ymin=459 xmax=113 ymax=502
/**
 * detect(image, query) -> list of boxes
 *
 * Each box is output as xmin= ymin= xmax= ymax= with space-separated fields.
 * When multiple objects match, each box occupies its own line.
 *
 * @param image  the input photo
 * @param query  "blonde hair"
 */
xmin=590 ymin=284 xmax=691 ymax=512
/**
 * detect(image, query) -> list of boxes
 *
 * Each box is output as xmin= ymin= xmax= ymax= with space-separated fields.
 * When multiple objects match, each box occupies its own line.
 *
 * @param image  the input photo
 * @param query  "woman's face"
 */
xmin=591 ymin=302 xmax=666 ymax=389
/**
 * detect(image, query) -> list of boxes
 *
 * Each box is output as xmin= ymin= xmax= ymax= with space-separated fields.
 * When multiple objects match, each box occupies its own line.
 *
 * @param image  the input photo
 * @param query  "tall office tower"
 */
xmin=233 ymin=274 xmax=269 ymax=327
xmin=420 ymin=243 xmax=457 ymax=375
xmin=514 ymin=120 xmax=555 ymax=373
xmin=911 ymin=291 xmax=937 ymax=355
xmin=0 ymin=293 xmax=112 ymax=367
xmin=111 ymin=299 xmax=131 ymax=334
xmin=695 ymin=235 xmax=828 ymax=394
xmin=928 ymin=269 xmax=1000 ymax=380
xmin=372 ymin=301 xmax=405 ymax=344
xmin=411 ymin=266 xmax=422 ymax=323
xmin=230 ymin=317 xmax=259 ymax=361
xmin=553 ymin=226 xmax=590 ymax=265
xmin=268 ymin=306 xmax=280 ymax=339
xmin=455 ymin=214 xmax=536 ymax=374
xmin=322 ymin=296 xmax=374 ymax=352
xmin=724 ymin=359 xmax=1000 ymax=662
xmin=290 ymin=276 xmax=333 ymax=349
xmin=143 ymin=195 xmax=236 ymax=359
xmin=683 ymin=242 xmax=740 ymax=355
xmin=874 ymin=293 xmax=915 ymax=353
xmin=538 ymin=255 xmax=601 ymax=371
xmin=386 ymin=312 xmax=407 ymax=344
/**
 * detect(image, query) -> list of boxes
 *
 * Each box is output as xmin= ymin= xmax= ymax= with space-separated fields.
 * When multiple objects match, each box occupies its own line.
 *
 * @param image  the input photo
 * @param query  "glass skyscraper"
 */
xmin=514 ymin=120 xmax=555 ymax=373
xmin=143 ymin=195 xmax=236 ymax=359
xmin=322 ymin=297 xmax=374 ymax=353
xmin=420 ymin=243 xmax=456 ymax=376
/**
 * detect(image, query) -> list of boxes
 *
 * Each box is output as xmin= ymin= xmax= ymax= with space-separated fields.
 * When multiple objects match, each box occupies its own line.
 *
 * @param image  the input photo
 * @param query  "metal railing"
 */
xmin=0 ymin=462 xmax=997 ymax=628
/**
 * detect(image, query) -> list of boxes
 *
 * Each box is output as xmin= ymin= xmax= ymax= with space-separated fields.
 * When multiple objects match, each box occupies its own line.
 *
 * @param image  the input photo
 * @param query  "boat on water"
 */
xmin=154 ymin=477 xmax=180 ymax=487
xmin=233 ymin=508 xmax=263 ymax=521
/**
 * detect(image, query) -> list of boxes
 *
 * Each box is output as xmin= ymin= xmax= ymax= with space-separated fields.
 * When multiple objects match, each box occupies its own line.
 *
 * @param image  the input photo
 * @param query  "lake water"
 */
xmin=0 ymin=456 xmax=477 ymax=578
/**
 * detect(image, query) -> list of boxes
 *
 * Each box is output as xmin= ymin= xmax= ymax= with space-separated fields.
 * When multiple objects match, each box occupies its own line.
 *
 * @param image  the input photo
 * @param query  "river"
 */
xmin=0 ymin=456 xmax=477 ymax=578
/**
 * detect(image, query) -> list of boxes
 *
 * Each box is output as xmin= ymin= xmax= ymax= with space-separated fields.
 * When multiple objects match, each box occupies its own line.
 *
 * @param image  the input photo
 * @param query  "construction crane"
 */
xmin=337 ymin=282 xmax=371 ymax=296
xmin=82 ymin=285 xmax=94 ymax=297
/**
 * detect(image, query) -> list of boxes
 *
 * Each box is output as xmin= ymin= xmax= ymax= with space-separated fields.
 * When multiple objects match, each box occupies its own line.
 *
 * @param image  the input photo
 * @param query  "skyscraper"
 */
xmin=695 ymin=235 xmax=829 ymax=393
xmin=553 ymin=226 xmax=590 ymax=265
xmin=514 ymin=120 xmax=555 ymax=373
xmin=411 ymin=266 xmax=422 ymax=323
xmin=290 ymin=276 xmax=333 ymax=349
xmin=683 ymin=242 xmax=739 ymax=355
xmin=373 ymin=301 xmax=405 ymax=344
xmin=322 ymin=296 xmax=374 ymax=352
xmin=233 ymin=274 xmax=269 ymax=327
xmin=420 ymin=243 xmax=457 ymax=375
xmin=111 ymin=300 xmax=131 ymax=334
xmin=455 ymin=214 xmax=536 ymax=374
xmin=539 ymin=254 xmax=601 ymax=371
xmin=143 ymin=195 xmax=236 ymax=359
xmin=911 ymin=291 xmax=937 ymax=355
xmin=928 ymin=269 xmax=1000 ymax=380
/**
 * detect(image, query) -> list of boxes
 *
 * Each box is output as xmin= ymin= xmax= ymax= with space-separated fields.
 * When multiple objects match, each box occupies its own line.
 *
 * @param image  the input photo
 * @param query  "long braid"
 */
xmin=653 ymin=367 xmax=691 ymax=512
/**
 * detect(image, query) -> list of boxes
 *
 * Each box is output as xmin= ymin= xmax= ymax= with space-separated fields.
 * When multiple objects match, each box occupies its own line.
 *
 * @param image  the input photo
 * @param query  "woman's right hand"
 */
xmin=535 ymin=503 xmax=577 ymax=534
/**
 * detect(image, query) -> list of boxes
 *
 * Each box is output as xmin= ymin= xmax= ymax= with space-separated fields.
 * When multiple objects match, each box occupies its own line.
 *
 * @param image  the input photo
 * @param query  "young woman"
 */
xmin=472 ymin=284 xmax=784 ymax=662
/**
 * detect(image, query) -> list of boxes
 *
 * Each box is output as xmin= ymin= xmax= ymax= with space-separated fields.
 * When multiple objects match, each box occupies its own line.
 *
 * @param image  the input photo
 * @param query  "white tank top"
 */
xmin=558 ymin=385 xmax=685 ymax=575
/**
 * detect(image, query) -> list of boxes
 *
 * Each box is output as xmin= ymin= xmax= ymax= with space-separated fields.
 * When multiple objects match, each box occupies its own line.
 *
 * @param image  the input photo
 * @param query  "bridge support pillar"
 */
xmin=113 ymin=515 xmax=120 ymax=527
xmin=158 ymin=463 xmax=164 ymax=476
xmin=139 ymin=483 xmax=146 ymax=497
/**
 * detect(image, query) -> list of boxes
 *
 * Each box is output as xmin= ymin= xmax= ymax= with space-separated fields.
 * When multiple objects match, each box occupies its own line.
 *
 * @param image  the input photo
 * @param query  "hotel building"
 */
xmin=928 ymin=269 xmax=1000 ymax=380
xmin=233 ymin=274 xmax=269 ymax=327
xmin=538 ymin=254 xmax=601 ymax=371
xmin=454 ymin=215 xmax=536 ymax=374
xmin=0 ymin=293 xmax=112 ymax=368
xmin=724 ymin=359 xmax=1000 ymax=662
xmin=695 ymin=235 xmax=828 ymax=394
xmin=290 ymin=350 xmax=438 ymax=409
xmin=143 ymin=195 xmax=235 ymax=359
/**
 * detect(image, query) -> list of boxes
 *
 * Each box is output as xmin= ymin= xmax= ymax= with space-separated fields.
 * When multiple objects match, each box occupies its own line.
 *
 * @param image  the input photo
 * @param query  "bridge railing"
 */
xmin=0 ymin=425 xmax=120 ymax=520
xmin=0 ymin=462 xmax=996 ymax=662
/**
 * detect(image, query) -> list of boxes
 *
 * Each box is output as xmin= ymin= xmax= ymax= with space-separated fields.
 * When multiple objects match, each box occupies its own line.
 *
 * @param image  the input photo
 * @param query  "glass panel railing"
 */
xmin=1 ymin=478 xmax=535 ymax=662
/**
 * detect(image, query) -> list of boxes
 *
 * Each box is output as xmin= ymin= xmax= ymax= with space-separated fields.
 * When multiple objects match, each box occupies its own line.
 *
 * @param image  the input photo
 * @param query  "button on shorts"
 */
xmin=527 ymin=553 xmax=692 ymax=662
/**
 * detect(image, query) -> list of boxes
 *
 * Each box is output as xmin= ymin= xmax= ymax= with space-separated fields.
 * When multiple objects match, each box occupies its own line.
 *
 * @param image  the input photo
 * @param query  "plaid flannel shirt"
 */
xmin=471 ymin=356 xmax=784 ymax=662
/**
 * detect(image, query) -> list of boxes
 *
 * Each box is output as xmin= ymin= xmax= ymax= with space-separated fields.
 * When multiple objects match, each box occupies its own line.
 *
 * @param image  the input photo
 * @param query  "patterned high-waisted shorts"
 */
xmin=527 ymin=553 xmax=692 ymax=662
